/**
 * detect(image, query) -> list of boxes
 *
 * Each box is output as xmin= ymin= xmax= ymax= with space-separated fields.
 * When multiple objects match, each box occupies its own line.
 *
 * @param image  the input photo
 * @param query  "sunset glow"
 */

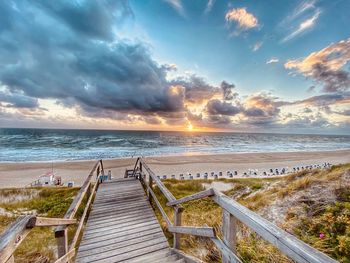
xmin=0 ymin=1 xmax=349 ymax=134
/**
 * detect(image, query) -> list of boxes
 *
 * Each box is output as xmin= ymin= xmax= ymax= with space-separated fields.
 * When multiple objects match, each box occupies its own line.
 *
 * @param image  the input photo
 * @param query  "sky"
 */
xmin=0 ymin=0 xmax=349 ymax=134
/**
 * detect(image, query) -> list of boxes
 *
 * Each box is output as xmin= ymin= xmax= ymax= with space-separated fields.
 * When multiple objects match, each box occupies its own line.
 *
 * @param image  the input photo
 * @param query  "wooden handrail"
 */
xmin=135 ymin=158 xmax=338 ymax=263
xmin=166 ymin=188 xmax=215 ymax=206
xmin=211 ymin=189 xmax=337 ymax=263
xmin=131 ymin=157 xmax=141 ymax=178
xmin=55 ymin=159 xmax=103 ymax=258
xmin=140 ymin=159 xmax=177 ymax=202
xmin=0 ymin=216 xmax=77 ymax=263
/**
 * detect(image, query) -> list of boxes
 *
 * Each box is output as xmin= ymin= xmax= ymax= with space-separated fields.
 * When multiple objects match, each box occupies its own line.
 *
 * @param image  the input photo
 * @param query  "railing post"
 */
xmin=173 ymin=206 xmax=183 ymax=249
xmin=222 ymin=210 xmax=237 ymax=263
xmin=148 ymin=174 xmax=153 ymax=203
xmin=86 ymin=181 xmax=91 ymax=199
xmin=55 ymin=228 xmax=68 ymax=258
xmin=139 ymin=162 xmax=142 ymax=179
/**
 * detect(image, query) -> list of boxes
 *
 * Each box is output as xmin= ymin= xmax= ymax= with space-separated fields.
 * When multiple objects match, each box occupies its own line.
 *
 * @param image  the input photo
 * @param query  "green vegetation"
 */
xmin=152 ymin=164 xmax=350 ymax=262
xmin=0 ymin=187 xmax=79 ymax=263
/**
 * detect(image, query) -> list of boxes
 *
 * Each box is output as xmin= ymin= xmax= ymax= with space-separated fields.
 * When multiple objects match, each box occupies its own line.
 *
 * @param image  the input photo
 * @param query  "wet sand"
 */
xmin=0 ymin=150 xmax=349 ymax=188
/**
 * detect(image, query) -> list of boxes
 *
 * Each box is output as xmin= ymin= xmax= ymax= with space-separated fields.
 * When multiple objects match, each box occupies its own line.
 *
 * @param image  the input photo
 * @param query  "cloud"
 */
xmin=266 ymin=58 xmax=279 ymax=64
xmin=206 ymin=99 xmax=241 ymax=116
xmin=221 ymin=81 xmax=237 ymax=100
xmin=170 ymin=75 xmax=220 ymax=104
xmin=0 ymin=90 xmax=39 ymax=109
xmin=242 ymin=93 xmax=281 ymax=124
xmin=204 ymin=0 xmax=215 ymax=14
xmin=164 ymin=0 xmax=186 ymax=17
xmin=33 ymin=0 xmax=134 ymax=41
xmin=292 ymin=93 xmax=350 ymax=107
xmin=281 ymin=9 xmax=321 ymax=43
xmin=0 ymin=0 xmax=348 ymax=134
xmin=285 ymin=38 xmax=350 ymax=92
xmin=252 ymin=41 xmax=263 ymax=51
xmin=282 ymin=0 xmax=317 ymax=24
xmin=225 ymin=7 xmax=258 ymax=34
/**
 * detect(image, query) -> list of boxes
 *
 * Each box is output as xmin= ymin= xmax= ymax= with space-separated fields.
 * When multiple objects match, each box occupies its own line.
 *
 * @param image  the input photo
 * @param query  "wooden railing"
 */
xmin=0 ymin=159 xmax=104 ymax=263
xmin=54 ymin=159 xmax=104 ymax=263
xmin=133 ymin=158 xmax=337 ymax=263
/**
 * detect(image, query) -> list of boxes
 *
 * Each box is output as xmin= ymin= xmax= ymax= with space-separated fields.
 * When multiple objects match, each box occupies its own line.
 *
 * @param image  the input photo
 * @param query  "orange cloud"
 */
xmin=285 ymin=38 xmax=350 ymax=73
xmin=225 ymin=7 xmax=258 ymax=31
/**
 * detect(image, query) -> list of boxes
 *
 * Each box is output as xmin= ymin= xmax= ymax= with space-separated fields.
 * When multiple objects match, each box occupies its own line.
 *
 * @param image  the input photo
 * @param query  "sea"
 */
xmin=0 ymin=128 xmax=349 ymax=162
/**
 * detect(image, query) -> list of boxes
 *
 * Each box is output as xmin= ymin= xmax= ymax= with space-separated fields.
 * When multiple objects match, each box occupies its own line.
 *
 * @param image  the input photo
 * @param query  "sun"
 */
xmin=187 ymin=123 xmax=193 ymax=131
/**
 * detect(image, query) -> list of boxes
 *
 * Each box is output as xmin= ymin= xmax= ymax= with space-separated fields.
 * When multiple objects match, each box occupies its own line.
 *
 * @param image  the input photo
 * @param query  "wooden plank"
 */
xmin=222 ymin=210 xmax=237 ymax=263
xmin=79 ymin=224 xmax=162 ymax=247
xmin=212 ymin=189 xmax=338 ymax=263
xmin=88 ymin=203 xmax=150 ymax=218
xmin=83 ymin=215 xmax=158 ymax=235
xmin=171 ymin=249 xmax=204 ymax=263
xmin=173 ymin=207 xmax=182 ymax=249
xmin=167 ymin=188 xmax=215 ymax=206
xmin=91 ymin=200 xmax=147 ymax=212
xmin=86 ymin=208 xmax=153 ymax=225
xmin=82 ymin=221 xmax=160 ymax=240
xmin=54 ymin=248 xmax=75 ymax=263
xmin=83 ymin=219 xmax=160 ymax=238
xmin=76 ymin=237 xmax=168 ymax=262
xmin=86 ymin=210 xmax=155 ymax=227
xmin=78 ymin=227 xmax=163 ymax=251
xmin=168 ymin=226 xmax=216 ymax=238
xmin=148 ymin=186 xmax=172 ymax=226
xmin=76 ymin=232 xmax=166 ymax=258
xmin=124 ymin=249 xmax=170 ymax=263
xmin=211 ymin=238 xmax=242 ymax=263
xmin=55 ymin=159 xmax=102 ymax=258
xmin=84 ymin=214 xmax=156 ymax=231
xmin=35 ymin=217 xmax=76 ymax=227
xmin=69 ymin=180 xmax=99 ymax=250
xmin=0 ymin=215 xmax=35 ymax=263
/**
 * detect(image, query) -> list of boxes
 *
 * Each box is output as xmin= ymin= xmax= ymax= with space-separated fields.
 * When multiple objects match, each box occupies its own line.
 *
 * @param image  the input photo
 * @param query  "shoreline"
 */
xmin=0 ymin=148 xmax=349 ymax=164
xmin=0 ymin=149 xmax=349 ymax=188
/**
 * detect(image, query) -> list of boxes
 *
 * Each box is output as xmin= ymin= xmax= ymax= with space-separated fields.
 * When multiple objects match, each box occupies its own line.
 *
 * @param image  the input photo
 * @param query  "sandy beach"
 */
xmin=0 ymin=150 xmax=349 ymax=188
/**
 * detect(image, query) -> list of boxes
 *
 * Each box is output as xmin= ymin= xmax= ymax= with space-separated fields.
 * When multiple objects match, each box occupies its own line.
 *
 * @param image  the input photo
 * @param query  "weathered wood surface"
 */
xmin=69 ymin=180 xmax=99 ymax=251
xmin=147 ymin=186 xmax=172 ymax=226
xmin=166 ymin=188 xmax=215 ymax=206
xmin=168 ymin=226 xmax=216 ymax=238
xmin=222 ymin=210 xmax=237 ymax=263
xmin=0 ymin=215 xmax=34 ymax=263
xmin=75 ymin=178 xmax=182 ymax=263
xmin=35 ymin=217 xmax=77 ymax=227
xmin=212 ymin=189 xmax=338 ymax=263
xmin=55 ymin=160 xmax=102 ymax=258
xmin=210 ymin=237 xmax=242 ymax=263
xmin=140 ymin=159 xmax=177 ymax=202
xmin=54 ymin=248 xmax=75 ymax=263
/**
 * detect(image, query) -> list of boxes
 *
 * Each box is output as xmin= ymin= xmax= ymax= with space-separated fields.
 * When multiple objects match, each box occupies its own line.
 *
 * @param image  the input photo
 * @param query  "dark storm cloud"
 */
xmin=0 ymin=0 xmax=189 ymax=115
xmin=34 ymin=0 xmax=134 ymax=40
xmin=243 ymin=107 xmax=265 ymax=117
xmin=220 ymin=81 xmax=237 ymax=100
xmin=0 ymin=91 xmax=39 ymax=109
xmin=293 ymin=93 xmax=350 ymax=107
xmin=170 ymin=75 xmax=219 ymax=104
xmin=206 ymin=99 xmax=241 ymax=116
xmin=311 ymin=63 xmax=350 ymax=93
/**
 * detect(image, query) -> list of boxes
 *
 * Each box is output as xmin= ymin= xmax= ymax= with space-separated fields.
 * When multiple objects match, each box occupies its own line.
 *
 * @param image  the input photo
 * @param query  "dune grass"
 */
xmin=0 ymin=187 xmax=80 ymax=263
xmin=151 ymin=164 xmax=350 ymax=262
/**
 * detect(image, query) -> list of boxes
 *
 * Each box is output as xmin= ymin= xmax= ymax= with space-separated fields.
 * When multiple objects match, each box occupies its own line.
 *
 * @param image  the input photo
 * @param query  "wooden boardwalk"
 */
xmin=75 ymin=178 xmax=184 ymax=263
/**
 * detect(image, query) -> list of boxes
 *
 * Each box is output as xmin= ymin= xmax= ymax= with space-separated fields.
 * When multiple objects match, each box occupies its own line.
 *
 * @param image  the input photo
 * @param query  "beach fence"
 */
xmin=0 ymin=158 xmax=337 ymax=263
